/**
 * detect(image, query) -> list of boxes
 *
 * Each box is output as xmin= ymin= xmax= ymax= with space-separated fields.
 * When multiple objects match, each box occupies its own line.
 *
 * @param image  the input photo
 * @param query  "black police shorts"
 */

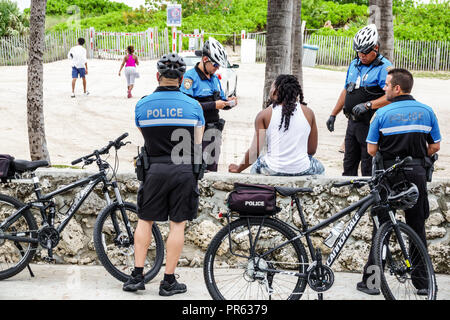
xmin=137 ymin=163 xmax=200 ymax=222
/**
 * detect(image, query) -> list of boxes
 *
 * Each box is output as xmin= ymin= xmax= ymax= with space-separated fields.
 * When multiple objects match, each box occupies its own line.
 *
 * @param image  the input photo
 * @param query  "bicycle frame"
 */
xmin=226 ymin=189 xmax=380 ymax=279
xmin=0 ymin=171 xmax=126 ymax=244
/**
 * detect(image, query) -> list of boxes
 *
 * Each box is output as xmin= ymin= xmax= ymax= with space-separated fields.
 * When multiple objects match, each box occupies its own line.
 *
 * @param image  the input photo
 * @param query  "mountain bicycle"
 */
xmin=0 ymin=133 xmax=164 ymax=283
xmin=203 ymin=156 xmax=437 ymax=300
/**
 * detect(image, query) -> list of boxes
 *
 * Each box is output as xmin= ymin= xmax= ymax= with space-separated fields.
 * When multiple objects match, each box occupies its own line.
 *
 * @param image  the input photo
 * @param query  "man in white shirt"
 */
xmin=68 ymin=38 xmax=89 ymax=97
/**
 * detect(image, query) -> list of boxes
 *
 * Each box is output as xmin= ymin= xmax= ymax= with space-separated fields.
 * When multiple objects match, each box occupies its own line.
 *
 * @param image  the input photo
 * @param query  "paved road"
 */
xmin=0 ymin=264 xmax=448 ymax=300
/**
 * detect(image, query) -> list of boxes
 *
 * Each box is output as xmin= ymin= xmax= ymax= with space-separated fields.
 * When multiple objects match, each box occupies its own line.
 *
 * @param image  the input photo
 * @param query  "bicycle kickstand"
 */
xmin=15 ymin=241 xmax=35 ymax=277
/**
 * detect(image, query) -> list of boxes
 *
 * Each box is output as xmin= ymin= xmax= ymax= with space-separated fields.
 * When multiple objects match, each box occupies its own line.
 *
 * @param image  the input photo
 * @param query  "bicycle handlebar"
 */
xmin=332 ymin=156 xmax=413 ymax=189
xmin=71 ymin=133 xmax=129 ymax=165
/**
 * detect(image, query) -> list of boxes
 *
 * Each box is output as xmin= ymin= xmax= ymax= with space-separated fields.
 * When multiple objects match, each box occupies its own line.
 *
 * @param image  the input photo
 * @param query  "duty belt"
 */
xmin=148 ymin=156 xmax=173 ymax=164
xmin=383 ymin=158 xmax=425 ymax=168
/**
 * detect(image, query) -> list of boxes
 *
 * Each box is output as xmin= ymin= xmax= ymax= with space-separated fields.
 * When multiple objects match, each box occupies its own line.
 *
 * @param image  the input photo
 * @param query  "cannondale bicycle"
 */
xmin=203 ymin=156 xmax=437 ymax=300
xmin=0 ymin=133 xmax=164 ymax=283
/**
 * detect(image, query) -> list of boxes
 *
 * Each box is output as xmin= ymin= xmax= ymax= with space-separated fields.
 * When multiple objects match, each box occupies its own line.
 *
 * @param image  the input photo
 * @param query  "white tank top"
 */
xmin=264 ymin=103 xmax=311 ymax=174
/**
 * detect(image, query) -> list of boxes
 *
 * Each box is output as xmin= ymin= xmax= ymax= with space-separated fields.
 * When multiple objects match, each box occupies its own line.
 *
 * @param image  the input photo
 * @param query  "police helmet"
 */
xmin=198 ymin=37 xmax=228 ymax=68
xmin=157 ymin=53 xmax=186 ymax=79
xmin=353 ymin=24 xmax=379 ymax=54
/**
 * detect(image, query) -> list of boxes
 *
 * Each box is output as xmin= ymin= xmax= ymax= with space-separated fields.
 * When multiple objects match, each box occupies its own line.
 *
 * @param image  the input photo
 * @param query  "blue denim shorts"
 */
xmin=72 ymin=67 xmax=86 ymax=78
xmin=250 ymin=155 xmax=325 ymax=176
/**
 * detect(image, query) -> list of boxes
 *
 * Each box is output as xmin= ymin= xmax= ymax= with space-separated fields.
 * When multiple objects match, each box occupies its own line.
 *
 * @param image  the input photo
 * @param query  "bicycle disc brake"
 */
xmin=307 ymin=264 xmax=334 ymax=292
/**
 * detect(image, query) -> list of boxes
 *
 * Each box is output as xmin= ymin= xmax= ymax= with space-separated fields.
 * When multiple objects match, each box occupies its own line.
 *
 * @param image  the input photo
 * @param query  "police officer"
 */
xmin=362 ymin=68 xmax=441 ymax=295
xmin=326 ymin=24 xmax=392 ymax=176
xmin=180 ymin=37 xmax=238 ymax=171
xmin=124 ymin=53 xmax=205 ymax=295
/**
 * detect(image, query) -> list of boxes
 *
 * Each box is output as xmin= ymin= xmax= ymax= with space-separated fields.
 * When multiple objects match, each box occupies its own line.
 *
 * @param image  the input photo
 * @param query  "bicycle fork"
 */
xmin=388 ymin=211 xmax=412 ymax=271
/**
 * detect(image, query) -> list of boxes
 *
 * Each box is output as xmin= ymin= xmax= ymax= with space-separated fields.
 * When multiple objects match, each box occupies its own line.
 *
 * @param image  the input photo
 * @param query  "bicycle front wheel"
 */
xmin=0 ymin=194 xmax=38 ymax=280
xmin=373 ymin=221 xmax=437 ymax=300
xmin=204 ymin=217 xmax=308 ymax=300
xmin=93 ymin=202 xmax=164 ymax=283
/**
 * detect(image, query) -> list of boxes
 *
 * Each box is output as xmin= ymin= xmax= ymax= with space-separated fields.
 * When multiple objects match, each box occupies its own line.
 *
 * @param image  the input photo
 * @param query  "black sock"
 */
xmin=164 ymin=273 xmax=175 ymax=284
xmin=132 ymin=267 xmax=143 ymax=276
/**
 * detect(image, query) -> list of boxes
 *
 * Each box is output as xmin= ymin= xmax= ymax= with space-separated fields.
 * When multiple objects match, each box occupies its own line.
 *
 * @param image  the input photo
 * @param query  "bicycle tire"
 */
xmin=373 ymin=221 xmax=437 ymax=300
xmin=93 ymin=202 xmax=164 ymax=283
xmin=0 ymin=193 xmax=38 ymax=280
xmin=204 ymin=217 xmax=308 ymax=300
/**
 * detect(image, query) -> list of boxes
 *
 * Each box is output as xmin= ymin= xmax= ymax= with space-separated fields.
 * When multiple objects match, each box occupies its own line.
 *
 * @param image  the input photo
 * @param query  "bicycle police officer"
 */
xmin=180 ymin=37 xmax=238 ymax=172
xmin=326 ymin=24 xmax=392 ymax=176
xmin=362 ymin=68 xmax=441 ymax=296
xmin=124 ymin=53 xmax=205 ymax=295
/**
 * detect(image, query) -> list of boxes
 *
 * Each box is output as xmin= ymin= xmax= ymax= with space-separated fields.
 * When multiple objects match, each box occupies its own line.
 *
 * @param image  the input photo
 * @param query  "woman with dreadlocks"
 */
xmin=229 ymin=74 xmax=324 ymax=176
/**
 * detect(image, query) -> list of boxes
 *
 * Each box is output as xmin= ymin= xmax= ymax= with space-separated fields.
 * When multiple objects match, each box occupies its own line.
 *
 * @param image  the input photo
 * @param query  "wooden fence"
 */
xmin=1 ymin=29 xmax=449 ymax=71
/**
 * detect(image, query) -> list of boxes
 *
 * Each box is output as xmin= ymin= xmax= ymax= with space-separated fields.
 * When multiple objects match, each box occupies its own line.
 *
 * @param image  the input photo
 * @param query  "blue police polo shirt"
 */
xmin=180 ymin=63 xmax=226 ymax=100
xmin=345 ymin=54 xmax=392 ymax=90
xmin=135 ymin=86 xmax=205 ymax=157
xmin=366 ymin=95 xmax=441 ymax=160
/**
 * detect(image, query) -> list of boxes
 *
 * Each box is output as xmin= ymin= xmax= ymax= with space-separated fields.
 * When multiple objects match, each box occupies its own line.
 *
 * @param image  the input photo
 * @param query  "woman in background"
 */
xmin=119 ymin=45 xmax=140 ymax=98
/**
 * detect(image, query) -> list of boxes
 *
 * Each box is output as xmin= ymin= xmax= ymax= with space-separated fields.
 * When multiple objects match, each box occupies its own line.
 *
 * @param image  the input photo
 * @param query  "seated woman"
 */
xmin=229 ymin=74 xmax=324 ymax=176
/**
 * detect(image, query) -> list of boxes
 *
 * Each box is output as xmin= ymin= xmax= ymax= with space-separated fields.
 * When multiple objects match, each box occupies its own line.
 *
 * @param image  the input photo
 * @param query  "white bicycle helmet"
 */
xmin=201 ymin=37 xmax=228 ymax=68
xmin=353 ymin=24 xmax=379 ymax=54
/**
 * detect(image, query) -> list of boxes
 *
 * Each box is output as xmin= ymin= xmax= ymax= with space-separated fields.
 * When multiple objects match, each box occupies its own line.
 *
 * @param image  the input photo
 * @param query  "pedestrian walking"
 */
xmin=118 ymin=45 xmax=140 ymax=98
xmin=68 ymin=38 xmax=89 ymax=98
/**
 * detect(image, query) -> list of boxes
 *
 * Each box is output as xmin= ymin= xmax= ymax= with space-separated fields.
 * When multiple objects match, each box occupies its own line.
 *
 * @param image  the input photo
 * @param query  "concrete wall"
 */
xmin=1 ymin=169 xmax=449 ymax=273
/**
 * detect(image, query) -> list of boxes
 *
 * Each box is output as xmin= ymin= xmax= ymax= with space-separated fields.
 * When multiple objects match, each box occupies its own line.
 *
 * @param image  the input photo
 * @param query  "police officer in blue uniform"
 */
xmin=181 ymin=37 xmax=237 ymax=171
xmin=124 ymin=53 xmax=205 ymax=295
xmin=362 ymin=68 xmax=441 ymax=296
xmin=326 ymin=24 xmax=392 ymax=176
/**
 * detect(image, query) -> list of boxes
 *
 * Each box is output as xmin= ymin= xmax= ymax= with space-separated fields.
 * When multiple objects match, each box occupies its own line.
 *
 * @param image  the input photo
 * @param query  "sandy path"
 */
xmin=1 ymin=57 xmax=448 ymax=177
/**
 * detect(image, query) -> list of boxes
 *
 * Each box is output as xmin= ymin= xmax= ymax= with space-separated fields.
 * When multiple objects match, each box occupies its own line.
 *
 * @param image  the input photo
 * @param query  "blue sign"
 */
xmin=167 ymin=4 xmax=182 ymax=27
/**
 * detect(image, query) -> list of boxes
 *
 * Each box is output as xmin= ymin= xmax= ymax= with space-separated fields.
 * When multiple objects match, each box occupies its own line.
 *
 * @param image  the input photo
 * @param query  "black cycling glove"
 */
xmin=326 ymin=115 xmax=336 ymax=132
xmin=352 ymin=102 xmax=370 ymax=117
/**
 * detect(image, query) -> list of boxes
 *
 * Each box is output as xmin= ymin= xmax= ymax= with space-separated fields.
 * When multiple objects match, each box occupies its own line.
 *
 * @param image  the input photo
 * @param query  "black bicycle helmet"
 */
xmin=198 ymin=37 xmax=228 ymax=68
xmin=157 ymin=53 xmax=186 ymax=79
xmin=387 ymin=181 xmax=419 ymax=210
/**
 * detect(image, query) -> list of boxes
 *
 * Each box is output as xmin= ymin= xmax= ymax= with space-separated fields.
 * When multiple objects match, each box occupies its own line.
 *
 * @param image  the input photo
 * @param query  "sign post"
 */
xmin=167 ymin=4 xmax=182 ymax=53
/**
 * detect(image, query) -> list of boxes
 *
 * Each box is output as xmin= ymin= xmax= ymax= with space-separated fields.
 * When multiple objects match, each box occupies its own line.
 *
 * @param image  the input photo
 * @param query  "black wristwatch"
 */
xmin=365 ymin=101 xmax=372 ymax=110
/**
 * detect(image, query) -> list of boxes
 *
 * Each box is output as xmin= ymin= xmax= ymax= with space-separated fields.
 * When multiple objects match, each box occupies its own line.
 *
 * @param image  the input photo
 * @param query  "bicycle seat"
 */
xmin=13 ymin=159 xmax=49 ymax=173
xmin=275 ymin=186 xmax=313 ymax=197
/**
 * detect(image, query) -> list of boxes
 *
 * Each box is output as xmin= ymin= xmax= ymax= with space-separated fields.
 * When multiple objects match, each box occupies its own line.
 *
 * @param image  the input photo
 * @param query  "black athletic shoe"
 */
xmin=356 ymin=281 xmax=380 ymax=295
xmin=417 ymin=288 xmax=429 ymax=296
xmin=159 ymin=279 xmax=187 ymax=296
xmin=123 ymin=273 xmax=145 ymax=292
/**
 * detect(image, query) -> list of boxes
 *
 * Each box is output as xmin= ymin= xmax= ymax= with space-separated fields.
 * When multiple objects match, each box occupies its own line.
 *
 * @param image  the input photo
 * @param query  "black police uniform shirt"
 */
xmin=344 ymin=54 xmax=392 ymax=123
xmin=135 ymin=86 xmax=205 ymax=159
xmin=366 ymin=95 xmax=441 ymax=161
xmin=180 ymin=62 xmax=226 ymax=124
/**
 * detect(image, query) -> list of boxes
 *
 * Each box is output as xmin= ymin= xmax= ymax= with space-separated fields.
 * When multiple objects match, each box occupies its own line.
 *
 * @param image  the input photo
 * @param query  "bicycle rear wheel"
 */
xmin=93 ymin=202 xmax=164 ymax=283
xmin=204 ymin=217 xmax=308 ymax=300
xmin=373 ymin=221 xmax=437 ymax=300
xmin=0 ymin=194 xmax=38 ymax=280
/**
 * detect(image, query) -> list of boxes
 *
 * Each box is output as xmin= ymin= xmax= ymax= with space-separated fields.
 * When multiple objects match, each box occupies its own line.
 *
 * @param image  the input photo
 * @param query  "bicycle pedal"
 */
xmin=44 ymin=256 xmax=56 ymax=263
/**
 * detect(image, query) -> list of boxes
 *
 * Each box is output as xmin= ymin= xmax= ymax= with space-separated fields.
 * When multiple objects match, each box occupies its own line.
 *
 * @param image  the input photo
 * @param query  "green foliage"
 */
xmin=34 ymin=0 xmax=131 ymax=18
xmin=302 ymin=0 xmax=368 ymax=29
xmin=0 ymin=0 xmax=29 ymax=37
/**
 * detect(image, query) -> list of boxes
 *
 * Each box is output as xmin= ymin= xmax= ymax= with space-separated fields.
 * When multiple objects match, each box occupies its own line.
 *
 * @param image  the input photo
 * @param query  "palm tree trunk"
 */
xmin=262 ymin=0 xmax=294 ymax=108
xmin=369 ymin=0 xmax=394 ymax=63
xmin=27 ymin=0 xmax=50 ymax=163
xmin=291 ymin=0 xmax=303 ymax=88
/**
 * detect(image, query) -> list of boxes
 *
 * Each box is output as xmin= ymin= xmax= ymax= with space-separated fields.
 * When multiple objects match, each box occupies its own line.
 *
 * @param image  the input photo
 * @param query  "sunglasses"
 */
xmin=358 ymin=48 xmax=374 ymax=55
xmin=206 ymin=59 xmax=220 ymax=68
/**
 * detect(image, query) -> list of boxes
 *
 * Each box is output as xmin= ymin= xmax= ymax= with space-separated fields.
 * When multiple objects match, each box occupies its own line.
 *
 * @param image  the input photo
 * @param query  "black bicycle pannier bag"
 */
xmin=227 ymin=183 xmax=278 ymax=215
xmin=0 ymin=154 xmax=15 ymax=183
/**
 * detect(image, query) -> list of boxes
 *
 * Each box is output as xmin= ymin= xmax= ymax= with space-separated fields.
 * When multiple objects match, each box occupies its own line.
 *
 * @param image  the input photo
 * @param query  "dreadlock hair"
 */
xmin=272 ymin=74 xmax=306 ymax=131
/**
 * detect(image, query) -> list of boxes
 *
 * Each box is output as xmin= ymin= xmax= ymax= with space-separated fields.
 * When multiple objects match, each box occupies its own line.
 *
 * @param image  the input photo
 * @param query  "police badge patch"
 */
xmin=184 ymin=79 xmax=193 ymax=90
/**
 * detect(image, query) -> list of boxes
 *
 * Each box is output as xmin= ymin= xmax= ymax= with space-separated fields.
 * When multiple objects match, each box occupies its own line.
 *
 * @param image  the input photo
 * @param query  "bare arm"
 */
xmin=330 ymin=88 xmax=347 ymax=116
xmin=370 ymin=94 xmax=390 ymax=110
xmin=134 ymin=55 xmax=139 ymax=66
xmin=367 ymin=143 xmax=378 ymax=157
xmin=428 ymin=142 xmax=440 ymax=156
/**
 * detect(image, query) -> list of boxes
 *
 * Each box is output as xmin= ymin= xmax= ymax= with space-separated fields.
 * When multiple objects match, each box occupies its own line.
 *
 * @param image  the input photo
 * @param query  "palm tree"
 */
xmin=262 ymin=0 xmax=294 ymax=108
xmin=291 ymin=0 xmax=303 ymax=88
xmin=369 ymin=0 xmax=394 ymax=63
xmin=27 ymin=0 xmax=50 ymax=162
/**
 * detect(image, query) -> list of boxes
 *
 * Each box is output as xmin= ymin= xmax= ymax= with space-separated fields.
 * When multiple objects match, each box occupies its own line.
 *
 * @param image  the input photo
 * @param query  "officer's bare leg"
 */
xmin=134 ymin=219 xmax=153 ymax=268
xmin=165 ymin=221 xmax=186 ymax=274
